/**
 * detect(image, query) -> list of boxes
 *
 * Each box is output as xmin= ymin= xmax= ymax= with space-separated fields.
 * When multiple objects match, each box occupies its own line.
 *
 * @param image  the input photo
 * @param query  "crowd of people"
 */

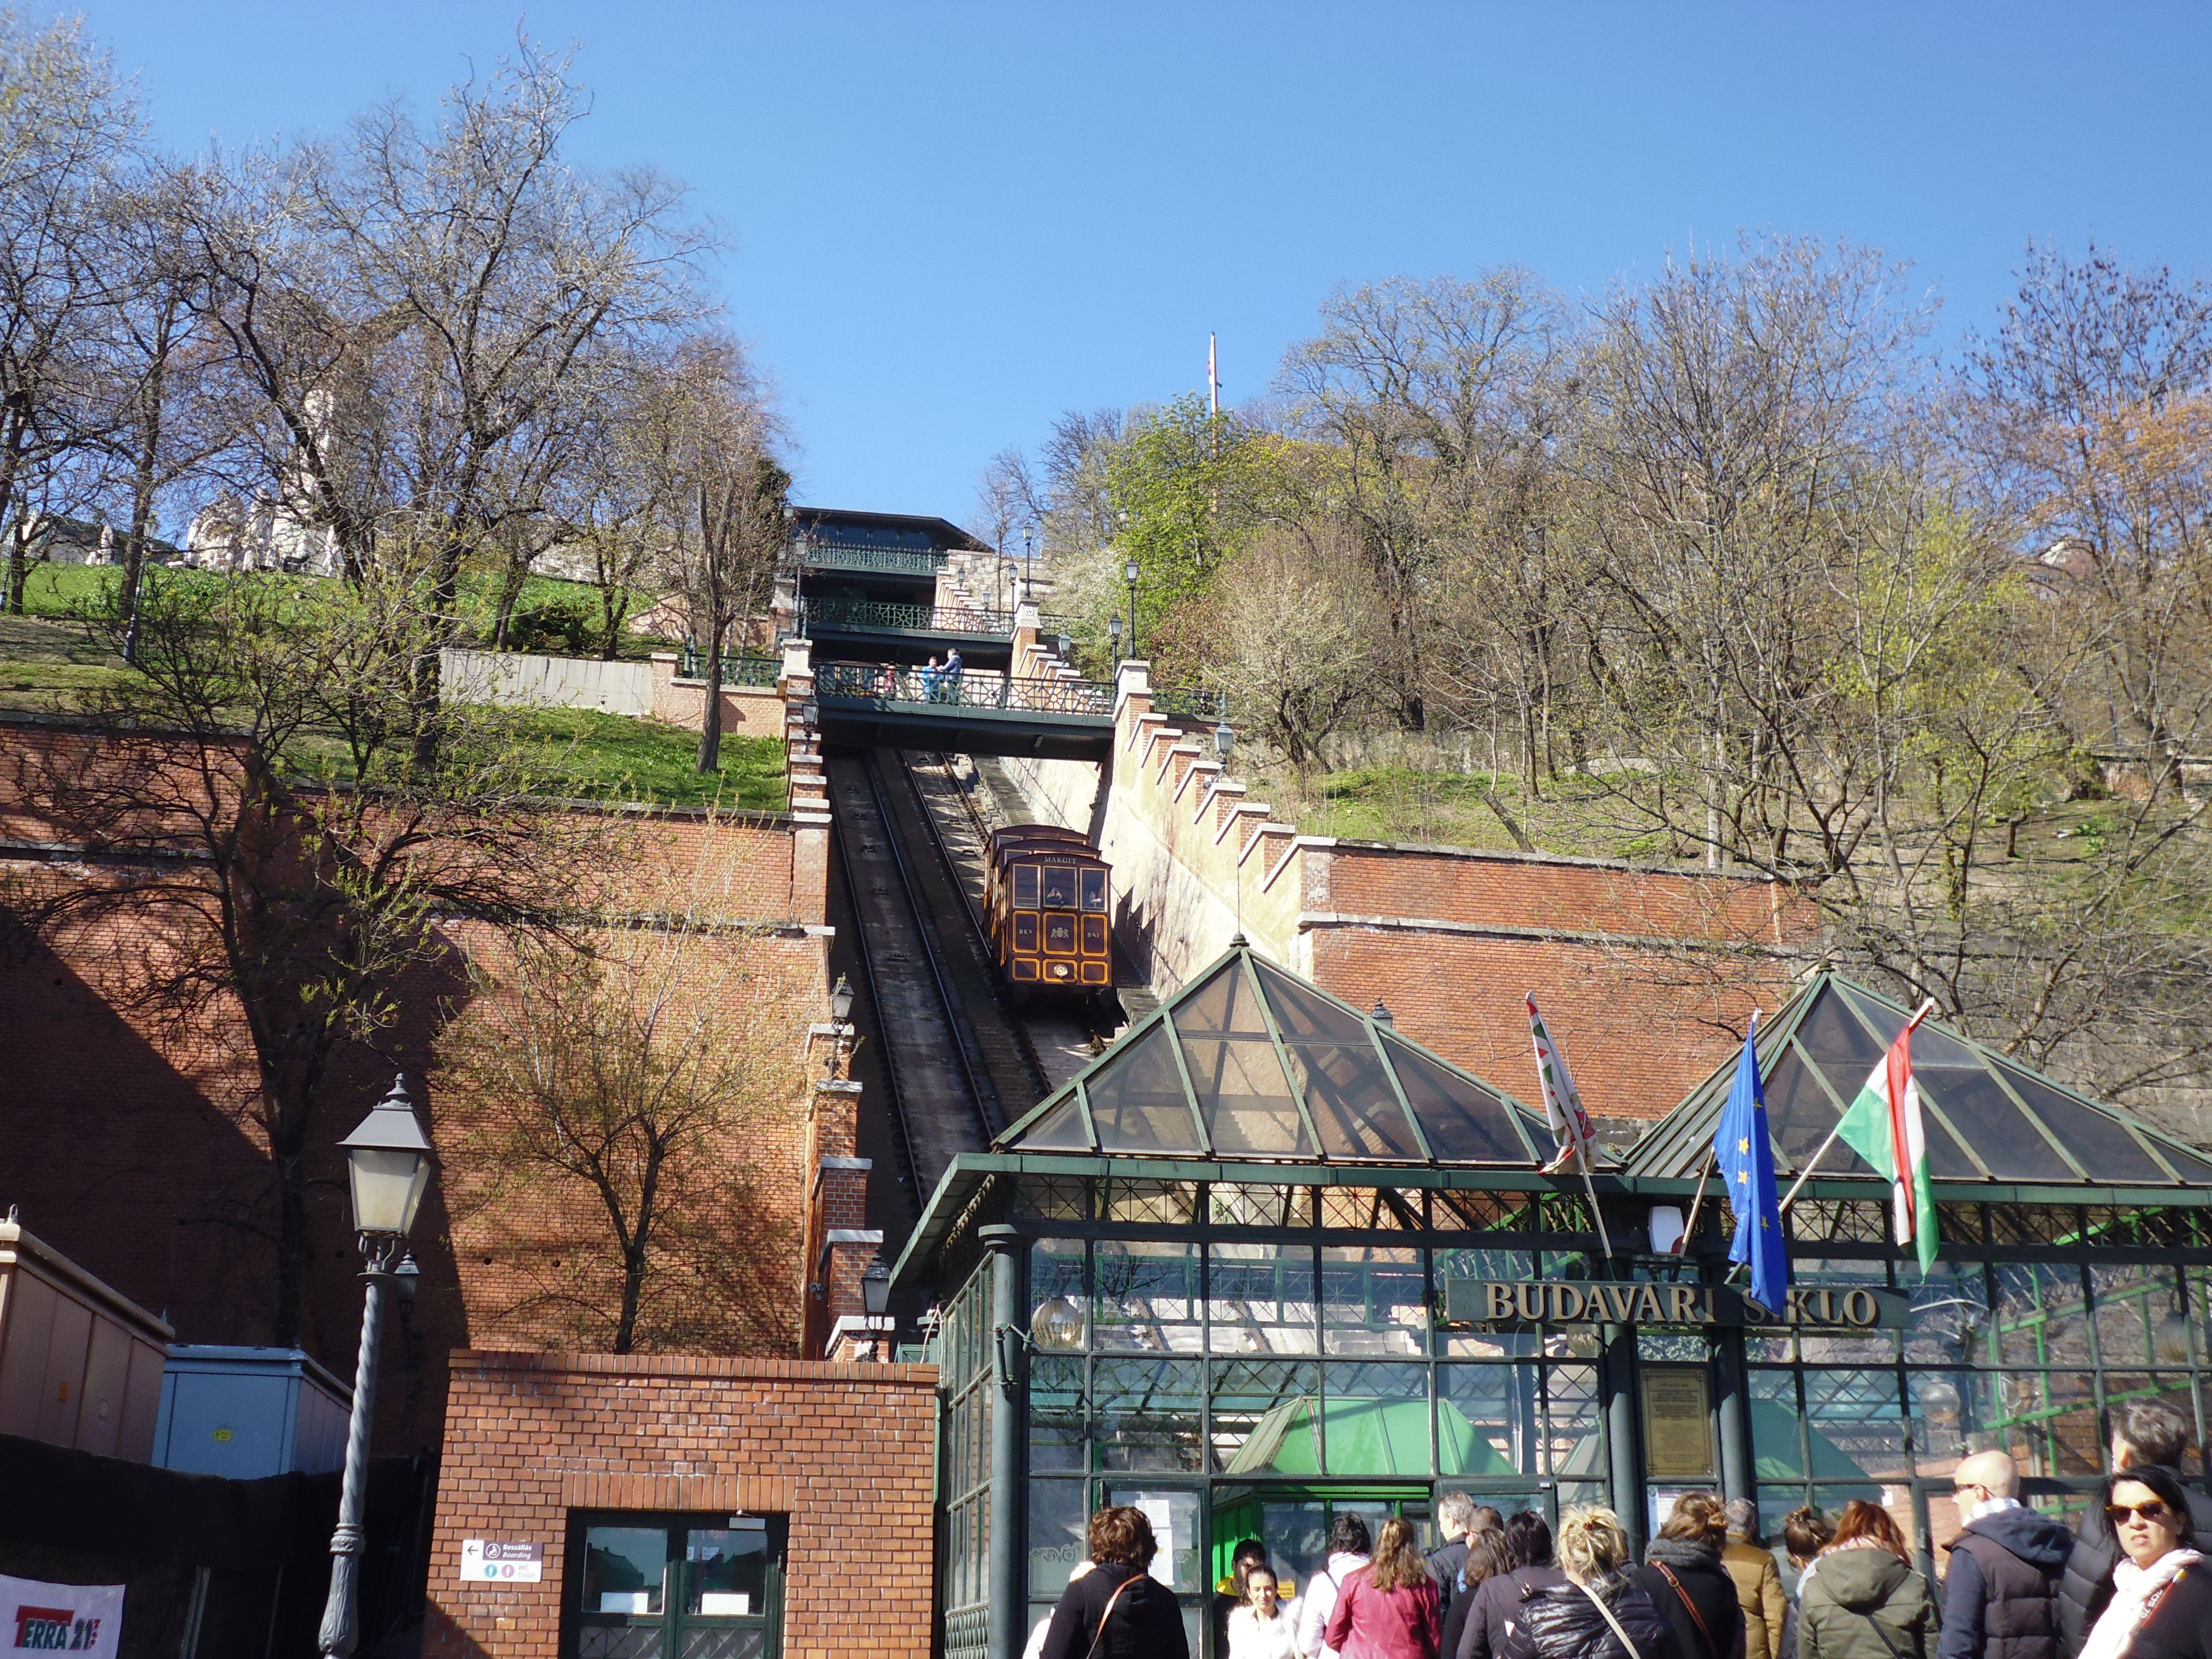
xmin=1027 ymin=1398 xmax=2212 ymax=1659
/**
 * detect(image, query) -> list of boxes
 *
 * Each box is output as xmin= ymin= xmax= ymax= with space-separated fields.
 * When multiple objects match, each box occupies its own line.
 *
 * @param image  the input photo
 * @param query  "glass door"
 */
xmin=566 ymin=1512 xmax=787 ymax=1659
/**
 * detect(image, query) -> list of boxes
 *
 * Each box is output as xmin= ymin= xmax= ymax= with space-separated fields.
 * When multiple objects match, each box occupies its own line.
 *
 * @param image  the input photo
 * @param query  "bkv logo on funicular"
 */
xmin=12 ymin=1608 xmax=100 ymax=1652
xmin=1443 ymin=1278 xmax=1910 ymax=1330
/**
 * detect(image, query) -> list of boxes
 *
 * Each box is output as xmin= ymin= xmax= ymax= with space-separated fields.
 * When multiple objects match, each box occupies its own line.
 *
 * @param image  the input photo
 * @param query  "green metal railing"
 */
xmin=1151 ymin=685 xmax=1231 ymax=724
xmin=815 ymin=661 xmax=1114 ymax=716
xmin=801 ymin=598 xmax=1015 ymax=636
xmin=796 ymin=541 xmax=947 ymax=576
xmin=677 ymin=645 xmax=781 ymax=687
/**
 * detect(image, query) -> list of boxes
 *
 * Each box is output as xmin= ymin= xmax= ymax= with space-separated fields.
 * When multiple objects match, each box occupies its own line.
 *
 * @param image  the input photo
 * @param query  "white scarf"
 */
xmin=2081 ymin=1547 xmax=2202 ymax=1659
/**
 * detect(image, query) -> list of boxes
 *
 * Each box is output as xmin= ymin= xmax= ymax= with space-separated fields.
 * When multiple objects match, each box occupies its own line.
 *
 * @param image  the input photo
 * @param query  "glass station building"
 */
xmin=890 ymin=943 xmax=2212 ymax=1659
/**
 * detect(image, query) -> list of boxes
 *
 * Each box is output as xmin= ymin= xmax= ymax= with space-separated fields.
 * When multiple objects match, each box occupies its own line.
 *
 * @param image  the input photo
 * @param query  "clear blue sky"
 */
xmin=77 ymin=1 xmax=2212 ymax=533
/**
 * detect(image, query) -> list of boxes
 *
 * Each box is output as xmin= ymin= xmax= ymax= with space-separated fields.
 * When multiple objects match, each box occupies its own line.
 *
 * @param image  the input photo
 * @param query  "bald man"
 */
xmin=1939 ymin=1450 xmax=2072 ymax=1659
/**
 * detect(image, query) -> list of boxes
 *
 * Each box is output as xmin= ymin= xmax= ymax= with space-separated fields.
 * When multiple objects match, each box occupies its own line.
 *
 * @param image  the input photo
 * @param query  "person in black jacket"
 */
xmin=2060 ymin=1399 xmax=2212 ymax=1656
xmin=1938 ymin=1450 xmax=2072 ymax=1659
xmin=1444 ymin=1531 xmax=1517 ymax=1659
xmin=1459 ymin=1513 xmax=1567 ymax=1659
xmin=1498 ymin=1505 xmax=1683 ymax=1659
xmin=1039 ymin=1505 xmax=1189 ymax=1659
xmin=1629 ymin=1494 xmax=1745 ymax=1659
xmin=2081 ymin=1465 xmax=2207 ymax=1659
xmin=1431 ymin=1492 xmax=1480 ymax=1630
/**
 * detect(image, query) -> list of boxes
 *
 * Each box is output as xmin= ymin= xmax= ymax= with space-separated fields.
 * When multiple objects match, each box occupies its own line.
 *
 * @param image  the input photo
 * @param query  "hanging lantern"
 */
xmin=1031 ymin=1294 xmax=1086 ymax=1352
xmin=1920 ymin=1378 xmax=1962 ymax=1428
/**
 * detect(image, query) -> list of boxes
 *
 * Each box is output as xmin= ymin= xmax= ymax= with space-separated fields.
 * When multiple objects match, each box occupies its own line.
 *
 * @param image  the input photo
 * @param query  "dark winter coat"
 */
xmin=2127 ymin=1561 xmax=2212 ymax=1659
xmin=1936 ymin=1503 xmax=2072 ymax=1659
xmin=2059 ymin=1476 xmax=2212 ymax=1656
xmin=1797 ymin=1546 xmax=1932 ymax=1659
xmin=1458 ymin=1567 xmax=1570 ymax=1659
xmin=1038 ymin=1561 xmax=1190 ymax=1659
xmin=1443 ymin=1550 xmax=1504 ymax=1659
xmin=1323 ymin=1563 xmax=1444 ymax=1659
xmin=1632 ymin=1539 xmax=1746 ymax=1659
xmin=1432 ymin=1539 xmax=1474 ymax=1630
xmin=1495 ymin=1569 xmax=1684 ymax=1659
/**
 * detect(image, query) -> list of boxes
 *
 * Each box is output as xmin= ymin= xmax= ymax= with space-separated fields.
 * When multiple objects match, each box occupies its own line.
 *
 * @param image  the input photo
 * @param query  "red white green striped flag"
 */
xmin=1834 ymin=1015 xmax=1939 ymax=1274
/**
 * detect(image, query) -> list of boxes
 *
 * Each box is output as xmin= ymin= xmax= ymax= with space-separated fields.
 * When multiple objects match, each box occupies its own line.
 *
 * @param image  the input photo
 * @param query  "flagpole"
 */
xmin=1677 ymin=1146 xmax=1718 ymax=1252
xmin=1776 ymin=997 xmax=1938 ymax=1217
xmin=1577 ymin=1145 xmax=1616 ymax=1266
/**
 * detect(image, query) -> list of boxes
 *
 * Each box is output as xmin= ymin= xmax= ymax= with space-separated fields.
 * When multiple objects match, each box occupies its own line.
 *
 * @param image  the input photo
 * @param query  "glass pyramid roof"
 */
xmin=997 ymin=943 xmax=1555 ymax=1166
xmin=1620 ymin=973 xmax=2212 ymax=1187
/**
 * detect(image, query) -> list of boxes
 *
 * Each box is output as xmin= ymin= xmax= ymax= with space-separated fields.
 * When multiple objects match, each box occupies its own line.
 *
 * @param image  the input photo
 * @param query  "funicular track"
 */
xmin=828 ymin=747 xmax=1118 ymax=1210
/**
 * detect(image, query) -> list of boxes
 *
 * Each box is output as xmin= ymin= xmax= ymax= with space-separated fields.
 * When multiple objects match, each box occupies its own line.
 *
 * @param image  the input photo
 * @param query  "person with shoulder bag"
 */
xmin=1796 ymin=1502 xmax=1931 ymax=1659
xmin=1039 ymin=1505 xmax=1190 ymax=1659
xmin=1631 ymin=1494 xmax=1746 ymax=1659
xmin=1322 ymin=1517 xmax=1443 ymax=1659
xmin=1495 ymin=1505 xmax=1683 ymax=1659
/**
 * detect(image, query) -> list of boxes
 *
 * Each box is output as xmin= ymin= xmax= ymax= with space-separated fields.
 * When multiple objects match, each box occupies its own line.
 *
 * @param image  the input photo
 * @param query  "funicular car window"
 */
xmin=1041 ymin=866 xmax=1077 ymax=908
xmin=1080 ymin=869 xmax=1107 ymax=912
xmin=1013 ymin=866 xmax=1040 ymax=907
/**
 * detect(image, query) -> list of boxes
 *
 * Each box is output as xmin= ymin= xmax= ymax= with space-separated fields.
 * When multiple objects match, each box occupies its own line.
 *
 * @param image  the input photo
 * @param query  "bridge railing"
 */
xmin=800 ymin=598 xmax=1015 ymax=636
xmin=795 ymin=541 xmax=947 ymax=577
xmin=1150 ymin=685 xmax=1231 ymax=724
xmin=677 ymin=645 xmax=782 ymax=687
xmin=816 ymin=661 xmax=1114 ymax=716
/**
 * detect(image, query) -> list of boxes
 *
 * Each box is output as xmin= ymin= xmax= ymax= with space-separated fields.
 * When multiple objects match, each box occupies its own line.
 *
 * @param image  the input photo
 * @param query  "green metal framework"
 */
xmin=674 ymin=646 xmax=781 ymax=687
xmin=797 ymin=541 xmax=947 ymax=577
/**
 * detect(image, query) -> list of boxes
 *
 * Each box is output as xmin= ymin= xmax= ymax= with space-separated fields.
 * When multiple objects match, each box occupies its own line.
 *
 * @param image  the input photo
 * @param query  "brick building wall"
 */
xmin=423 ymin=1351 xmax=938 ymax=1659
xmin=0 ymin=715 xmax=839 ymax=1453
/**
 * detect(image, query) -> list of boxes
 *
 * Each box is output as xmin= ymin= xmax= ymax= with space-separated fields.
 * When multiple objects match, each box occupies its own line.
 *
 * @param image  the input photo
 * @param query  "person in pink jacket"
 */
xmin=1323 ymin=1517 xmax=1444 ymax=1659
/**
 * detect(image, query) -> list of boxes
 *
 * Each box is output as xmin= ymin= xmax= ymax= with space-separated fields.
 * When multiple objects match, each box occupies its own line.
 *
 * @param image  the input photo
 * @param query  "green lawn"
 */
xmin=1264 ymin=762 xmax=1666 ymax=861
xmin=512 ymin=709 xmax=788 ymax=812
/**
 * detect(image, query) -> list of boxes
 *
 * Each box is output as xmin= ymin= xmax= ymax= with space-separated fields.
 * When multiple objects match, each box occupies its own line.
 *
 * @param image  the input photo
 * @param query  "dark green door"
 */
xmin=565 ymin=1512 xmax=787 ymax=1658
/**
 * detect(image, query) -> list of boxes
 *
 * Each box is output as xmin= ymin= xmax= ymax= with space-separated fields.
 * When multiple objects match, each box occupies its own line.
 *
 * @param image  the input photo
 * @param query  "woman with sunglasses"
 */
xmin=2081 ymin=1465 xmax=2209 ymax=1659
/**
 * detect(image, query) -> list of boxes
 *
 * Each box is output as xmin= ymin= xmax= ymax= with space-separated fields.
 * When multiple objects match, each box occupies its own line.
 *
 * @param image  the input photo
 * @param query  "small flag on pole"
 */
xmin=1714 ymin=1012 xmax=1790 ymax=1314
xmin=1836 ymin=1015 xmax=1939 ymax=1276
xmin=1527 ymin=996 xmax=1599 ymax=1172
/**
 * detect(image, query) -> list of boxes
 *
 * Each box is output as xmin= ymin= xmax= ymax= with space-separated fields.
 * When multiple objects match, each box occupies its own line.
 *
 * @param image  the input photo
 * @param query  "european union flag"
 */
xmin=1715 ymin=1013 xmax=1790 ymax=1315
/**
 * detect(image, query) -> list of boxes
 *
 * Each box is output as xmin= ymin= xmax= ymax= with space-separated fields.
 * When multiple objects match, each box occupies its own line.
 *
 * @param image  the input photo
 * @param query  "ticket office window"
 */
xmin=566 ymin=1512 xmax=786 ymax=1659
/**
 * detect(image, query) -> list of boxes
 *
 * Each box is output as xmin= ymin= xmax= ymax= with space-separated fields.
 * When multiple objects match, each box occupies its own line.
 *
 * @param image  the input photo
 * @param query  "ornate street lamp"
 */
xmin=1123 ymin=558 xmax=1142 ymax=659
xmin=319 ymin=1077 xmax=431 ymax=1659
xmin=1107 ymin=614 xmax=1122 ymax=667
xmin=1214 ymin=720 xmax=1234 ymax=760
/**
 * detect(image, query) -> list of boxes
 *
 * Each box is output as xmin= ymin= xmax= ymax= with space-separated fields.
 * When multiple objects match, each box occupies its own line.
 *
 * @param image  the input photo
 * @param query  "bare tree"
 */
xmin=436 ymin=919 xmax=793 ymax=1353
xmin=7 ymin=561 xmax=623 ymax=1342
xmin=0 ymin=11 xmax=138 ymax=612
xmin=636 ymin=334 xmax=787 ymax=774
xmin=1206 ymin=524 xmax=1384 ymax=771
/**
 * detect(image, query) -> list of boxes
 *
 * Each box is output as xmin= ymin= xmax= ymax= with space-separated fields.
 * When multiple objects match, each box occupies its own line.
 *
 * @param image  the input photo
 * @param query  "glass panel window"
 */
xmin=1440 ymin=1364 xmax=1539 ymax=1476
xmin=1321 ymin=1246 xmax=1428 ymax=1357
xmin=1544 ymin=1365 xmax=1605 ymax=1480
xmin=1210 ymin=1358 xmax=1321 ymax=1473
xmin=1175 ymin=962 xmax=1310 ymax=1157
xmin=1029 ymin=1479 xmax=1091 ymax=1601
xmin=1080 ymin=868 xmax=1107 ymax=911
xmin=1083 ymin=1025 xmax=1203 ymax=1153
xmin=685 ymin=1527 xmax=768 ymax=1618
xmin=581 ymin=1527 xmax=667 ymax=1616
xmin=1909 ymin=1370 xmax=1994 ymax=1471
xmin=1030 ymin=1357 xmax=1086 ymax=1471
xmin=1094 ymin=1360 xmax=1204 ymax=1471
xmin=1210 ymin=1183 xmax=1308 ymax=1228
xmin=1095 ymin=1241 xmax=1202 ymax=1352
xmin=1995 ymin=1263 xmax=2091 ymax=1370
xmin=1803 ymin=1368 xmax=1910 ymax=1481
xmin=1750 ymin=1370 xmax=1805 ymax=1480
xmin=1208 ymin=1243 xmax=1317 ymax=1355
xmin=1041 ymin=866 xmax=1077 ymax=907
xmin=1384 ymin=1034 xmax=1540 ymax=1164
xmin=1904 ymin=1263 xmax=1990 ymax=1368
xmin=1322 ymin=1362 xmax=1431 ymax=1476
xmin=1100 ymin=1487 xmax=1204 ymax=1595
xmin=1014 ymin=865 xmax=1039 ymax=907
xmin=2089 ymin=1265 xmax=2182 ymax=1368
xmin=1794 ymin=1259 xmax=1898 ymax=1364
xmin=1254 ymin=964 xmax=1427 ymax=1161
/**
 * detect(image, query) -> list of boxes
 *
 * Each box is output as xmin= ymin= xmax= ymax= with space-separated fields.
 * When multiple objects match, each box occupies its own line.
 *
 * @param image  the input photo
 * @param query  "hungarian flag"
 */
xmin=1527 ymin=996 xmax=1599 ymax=1171
xmin=1835 ymin=1019 xmax=1939 ymax=1274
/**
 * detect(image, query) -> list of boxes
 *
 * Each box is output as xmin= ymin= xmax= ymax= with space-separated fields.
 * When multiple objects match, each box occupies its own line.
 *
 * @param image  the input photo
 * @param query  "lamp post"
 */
xmin=1107 ymin=614 xmax=1122 ymax=667
xmin=1023 ymin=521 xmax=1037 ymax=601
xmin=1123 ymin=558 xmax=1142 ymax=660
xmin=827 ymin=973 xmax=856 ymax=1080
xmin=319 ymin=1077 xmax=432 ymax=1659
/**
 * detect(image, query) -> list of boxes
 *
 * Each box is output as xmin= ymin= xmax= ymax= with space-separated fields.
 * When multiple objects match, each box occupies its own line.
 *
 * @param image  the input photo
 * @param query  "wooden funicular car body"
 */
xmin=984 ymin=825 xmax=1113 ymax=1000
